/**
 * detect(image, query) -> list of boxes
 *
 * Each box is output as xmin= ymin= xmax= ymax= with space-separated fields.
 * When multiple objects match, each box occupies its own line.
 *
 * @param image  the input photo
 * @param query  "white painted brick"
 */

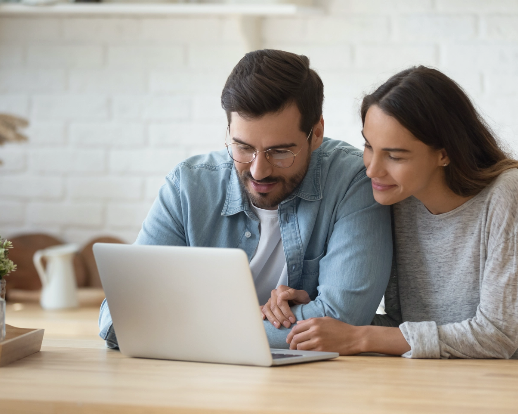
xmin=442 ymin=44 xmax=518 ymax=72
xmin=439 ymin=69 xmax=483 ymax=97
xmin=62 ymin=228 xmax=111 ymax=245
xmin=262 ymin=44 xmax=353 ymax=70
xmin=141 ymin=18 xmax=221 ymax=43
xmin=261 ymin=18 xmax=309 ymax=43
xmin=145 ymin=176 xmax=166 ymax=200
xmin=25 ymin=123 xmax=66 ymax=146
xmin=63 ymin=18 xmax=142 ymax=42
xmin=483 ymin=16 xmax=518 ymax=40
xmin=192 ymin=95 xmax=227 ymax=122
xmin=26 ymin=46 xmax=103 ymax=69
xmin=67 ymin=177 xmax=143 ymax=200
xmin=27 ymin=202 xmax=103 ymax=226
xmin=0 ymin=147 xmax=26 ymax=172
xmin=188 ymin=44 xmax=247 ymax=70
xmin=0 ymin=176 xmax=63 ymax=199
xmin=396 ymin=15 xmax=477 ymax=41
xmin=355 ymin=45 xmax=438 ymax=71
xmin=149 ymin=123 xmax=223 ymax=147
xmin=107 ymin=45 xmax=185 ymax=69
xmin=329 ymin=0 xmax=434 ymax=13
xmin=109 ymin=149 xmax=187 ymax=174
xmin=318 ymin=69 xmax=391 ymax=101
xmin=307 ymin=16 xmax=390 ymax=42
xmin=106 ymin=202 xmax=152 ymax=228
xmin=485 ymin=74 xmax=518 ymax=96
xmin=149 ymin=70 xmax=228 ymax=94
xmin=29 ymin=149 xmax=106 ymax=173
xmin=0 ymin=45 xmax=24 ymax=67
xmin=436 ymin=0 xmax=518 ymax=12
xmin=0 ymin=18 xmax=62 ymax=41
xmin=112 ymin=96 xmax=190 ymax=121
xmin=70 ymin=123 xmax=146 ymax=147
xmin=0 ymin=69 xmax=66 ymax=93
xmin=0 ymin=202 xmax=26 ymax=225
xmin=323 ymin=98 xmax=358 ymax=126
xmin=69 ymin=70 xmax=146 ymax=93
xmin=186 ymin=143 xmax=225 ymax=158
xmin=0 ymin=95 xmax=29 ymax=117
xmin=32 ymin=95 xmax=109 ymax=121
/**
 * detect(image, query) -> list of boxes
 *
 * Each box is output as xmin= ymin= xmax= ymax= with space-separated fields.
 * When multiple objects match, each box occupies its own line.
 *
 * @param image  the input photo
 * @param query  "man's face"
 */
xmin=229 ymin=103 xmax=322 ymax=210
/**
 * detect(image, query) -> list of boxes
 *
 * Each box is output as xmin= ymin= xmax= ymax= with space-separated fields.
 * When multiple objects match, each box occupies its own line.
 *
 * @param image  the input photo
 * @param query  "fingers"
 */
xmin=276 ymin=292 xmax=296 ymax=325
xmin=288 ymin=327 xmax=316 ymax=351
xmin=278 ymin=288 xmax=310 ymax=305
xmin=260 ymin=305 xmax=265 ymax=320
xmin=261 ymin=298 xmax=283 ymax=329
xmin=286 ymin=318 xmax=312 ymax=345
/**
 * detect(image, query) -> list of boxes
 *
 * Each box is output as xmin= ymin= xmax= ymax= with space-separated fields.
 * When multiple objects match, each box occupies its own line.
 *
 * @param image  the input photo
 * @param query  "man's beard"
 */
xmin=236 ymin=150 xmax=312 ymax=209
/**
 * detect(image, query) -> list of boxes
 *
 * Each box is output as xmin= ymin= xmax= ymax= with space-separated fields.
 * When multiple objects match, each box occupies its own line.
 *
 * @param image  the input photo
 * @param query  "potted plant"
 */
xmin=0 ymin=236 xmax=17 ymax=342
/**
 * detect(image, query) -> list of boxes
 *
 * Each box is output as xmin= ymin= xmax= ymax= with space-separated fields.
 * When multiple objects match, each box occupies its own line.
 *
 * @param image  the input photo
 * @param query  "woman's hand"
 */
xmin=286 ymin=317 xmax=411 ymax=356
xmin=286 ymin=317 xmax=367 ymax=355
xmin=261 ymin=285 xmax=310 ymax=329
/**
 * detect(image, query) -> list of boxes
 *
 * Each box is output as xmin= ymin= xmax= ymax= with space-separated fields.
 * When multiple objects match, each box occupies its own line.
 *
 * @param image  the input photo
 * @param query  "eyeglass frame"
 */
xmin=224 ymin=126 xmax=314 ymax=169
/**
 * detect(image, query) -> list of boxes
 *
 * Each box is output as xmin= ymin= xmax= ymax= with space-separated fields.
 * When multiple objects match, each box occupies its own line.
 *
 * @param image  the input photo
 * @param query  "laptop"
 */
xmin=93 ymin=243 xmax=339 ymax=367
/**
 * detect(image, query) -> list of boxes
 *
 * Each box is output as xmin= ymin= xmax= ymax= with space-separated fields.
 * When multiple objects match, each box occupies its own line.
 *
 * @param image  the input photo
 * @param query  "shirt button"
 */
xmin=245 ymin=231 xmax=251 ymax=238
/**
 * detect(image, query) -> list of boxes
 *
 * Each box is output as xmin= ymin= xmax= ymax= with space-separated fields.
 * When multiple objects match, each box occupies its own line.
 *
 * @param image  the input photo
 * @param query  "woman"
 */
xmin=285 ymin=66 xmax=518 ymax=358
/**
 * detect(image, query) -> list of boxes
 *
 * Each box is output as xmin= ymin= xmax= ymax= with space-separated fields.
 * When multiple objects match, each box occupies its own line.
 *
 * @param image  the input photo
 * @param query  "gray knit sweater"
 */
xmin=373 ymin=169 xmax=518 ymax=359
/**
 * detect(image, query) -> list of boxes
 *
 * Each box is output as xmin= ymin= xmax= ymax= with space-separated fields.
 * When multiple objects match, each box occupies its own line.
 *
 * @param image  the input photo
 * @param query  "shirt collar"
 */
xmin=221 ymin=145 xmax=323 ymax=217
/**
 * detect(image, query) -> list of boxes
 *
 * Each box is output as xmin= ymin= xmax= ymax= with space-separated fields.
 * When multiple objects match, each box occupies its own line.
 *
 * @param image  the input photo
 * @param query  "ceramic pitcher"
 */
xmin=33 ymin=244 xmax=79 ymax=310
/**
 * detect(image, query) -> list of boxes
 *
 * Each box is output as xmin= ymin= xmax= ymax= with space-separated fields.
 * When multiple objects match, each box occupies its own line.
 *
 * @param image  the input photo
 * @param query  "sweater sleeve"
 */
xmin=399 ymin=230 xmax=518 ymax=359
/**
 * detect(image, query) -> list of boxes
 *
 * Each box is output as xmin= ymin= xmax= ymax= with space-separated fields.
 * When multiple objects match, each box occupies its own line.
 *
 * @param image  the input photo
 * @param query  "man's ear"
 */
xmin=311 ymin=116 xmax=324 ymax=151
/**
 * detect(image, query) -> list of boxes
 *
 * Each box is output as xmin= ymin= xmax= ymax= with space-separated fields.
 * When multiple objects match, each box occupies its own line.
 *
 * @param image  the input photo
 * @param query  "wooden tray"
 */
xmin=0 ymin=324 xmax=44 ymax=367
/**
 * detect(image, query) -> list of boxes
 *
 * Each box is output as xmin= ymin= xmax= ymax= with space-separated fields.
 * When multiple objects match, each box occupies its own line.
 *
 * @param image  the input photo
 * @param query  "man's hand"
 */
xmin=286 ymin=317 xmax=366 ymax=355
xmin=261 ymin=285 xmax=310 ymax=329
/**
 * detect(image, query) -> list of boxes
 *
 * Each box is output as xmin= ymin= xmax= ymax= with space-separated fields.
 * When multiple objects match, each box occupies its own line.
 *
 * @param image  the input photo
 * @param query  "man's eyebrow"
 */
xmin=360 ymin=131 xmax=411 ymax=153
xmin=231 ymin=137 xmax=298 ymax=150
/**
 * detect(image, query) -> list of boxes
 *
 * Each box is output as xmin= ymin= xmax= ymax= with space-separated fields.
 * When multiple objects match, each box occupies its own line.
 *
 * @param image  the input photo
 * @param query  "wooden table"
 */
xmin=2 ymin=303 xmax=518 ymax=414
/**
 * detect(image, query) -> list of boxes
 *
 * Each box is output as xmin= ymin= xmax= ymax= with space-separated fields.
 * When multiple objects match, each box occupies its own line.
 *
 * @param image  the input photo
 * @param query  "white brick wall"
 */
xmin=1 ymin=0 xmax=518 ymax=245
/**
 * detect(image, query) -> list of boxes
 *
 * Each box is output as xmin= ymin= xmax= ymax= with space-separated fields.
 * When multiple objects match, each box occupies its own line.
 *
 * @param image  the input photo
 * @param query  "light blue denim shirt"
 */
xmin=99 ymin=137 xmax=392 ymax=349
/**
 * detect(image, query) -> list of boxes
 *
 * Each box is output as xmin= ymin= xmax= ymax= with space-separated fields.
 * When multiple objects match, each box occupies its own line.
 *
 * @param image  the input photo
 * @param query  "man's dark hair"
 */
xmin=221 ymin=49 xmax=324 ymax=136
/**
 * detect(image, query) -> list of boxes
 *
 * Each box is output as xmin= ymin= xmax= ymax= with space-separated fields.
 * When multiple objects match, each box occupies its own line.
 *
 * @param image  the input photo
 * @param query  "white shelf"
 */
xmin=0 ymin=3 xmax=323 ymax=16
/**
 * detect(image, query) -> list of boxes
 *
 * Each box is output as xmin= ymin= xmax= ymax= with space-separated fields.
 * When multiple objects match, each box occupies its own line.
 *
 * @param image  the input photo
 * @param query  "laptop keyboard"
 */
xmin=271 ymin=353 xmax=303 ymax=359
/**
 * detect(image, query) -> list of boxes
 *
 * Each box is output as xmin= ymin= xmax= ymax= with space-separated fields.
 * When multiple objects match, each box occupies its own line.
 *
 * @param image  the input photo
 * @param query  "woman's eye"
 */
xmin=363 ymin=143 xmax=372 ymax=150
xmin=388 ymin=155 xmax=402 ymax=161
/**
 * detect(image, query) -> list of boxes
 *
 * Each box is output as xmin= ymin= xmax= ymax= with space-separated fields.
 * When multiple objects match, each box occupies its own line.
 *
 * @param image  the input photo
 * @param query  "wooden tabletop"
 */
xmin=2 ymin=302 xmax=518 ymax=414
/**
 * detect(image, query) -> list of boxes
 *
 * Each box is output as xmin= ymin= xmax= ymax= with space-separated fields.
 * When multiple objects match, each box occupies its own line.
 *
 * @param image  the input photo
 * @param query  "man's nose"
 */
xmin=249 ymin=152 xmax=273 ymax=181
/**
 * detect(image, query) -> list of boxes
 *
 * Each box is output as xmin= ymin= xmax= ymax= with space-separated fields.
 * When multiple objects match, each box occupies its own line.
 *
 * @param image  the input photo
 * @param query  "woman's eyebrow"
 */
xmin=360 ymin=131 xmax=410 ymax=152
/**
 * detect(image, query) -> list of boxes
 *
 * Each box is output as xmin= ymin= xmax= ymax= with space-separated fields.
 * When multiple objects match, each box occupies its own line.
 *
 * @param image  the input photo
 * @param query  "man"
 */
xmin=99 ymin=49 xmax=392 ymax=349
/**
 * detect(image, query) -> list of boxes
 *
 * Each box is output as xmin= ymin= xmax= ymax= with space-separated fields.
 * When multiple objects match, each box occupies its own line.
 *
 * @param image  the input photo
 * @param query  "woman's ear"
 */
xmin=311 ymin=116 xmax=325 ymax=151
xmin=438 ymin=149 xmax=450 ymax=167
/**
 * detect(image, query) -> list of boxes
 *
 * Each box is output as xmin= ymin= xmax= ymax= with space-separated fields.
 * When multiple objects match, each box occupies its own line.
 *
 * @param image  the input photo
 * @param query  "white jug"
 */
xmin=33 ymin=244 xmax=79 ymax=310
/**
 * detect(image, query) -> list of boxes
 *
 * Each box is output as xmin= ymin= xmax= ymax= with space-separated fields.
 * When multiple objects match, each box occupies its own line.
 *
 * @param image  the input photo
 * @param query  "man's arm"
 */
xmin=264 ymin=172 xmax=393 ymax=348
xmin=98 ymin=170 xmax=187 ymax=348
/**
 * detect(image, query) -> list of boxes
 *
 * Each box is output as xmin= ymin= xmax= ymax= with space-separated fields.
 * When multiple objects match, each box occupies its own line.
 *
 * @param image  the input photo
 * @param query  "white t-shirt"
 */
xmin=249 ymin=205 xmax=288 ymax=305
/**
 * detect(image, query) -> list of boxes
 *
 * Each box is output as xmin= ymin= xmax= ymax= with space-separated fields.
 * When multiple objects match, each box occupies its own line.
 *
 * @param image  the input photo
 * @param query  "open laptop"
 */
xmin=93 ymin=243 xmax=339 ymax=367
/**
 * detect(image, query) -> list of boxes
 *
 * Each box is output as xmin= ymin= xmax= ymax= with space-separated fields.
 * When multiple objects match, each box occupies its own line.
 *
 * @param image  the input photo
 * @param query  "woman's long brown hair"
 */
xmin=361 ymin=66 xmax=518 ymax=196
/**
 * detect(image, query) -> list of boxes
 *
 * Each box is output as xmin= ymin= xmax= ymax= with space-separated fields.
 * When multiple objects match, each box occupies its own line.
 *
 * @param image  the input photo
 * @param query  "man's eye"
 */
xmin=270 ymin=149 xmax=290 ymax=155
xmin=236 ymin=145 xmax=254 ymax=152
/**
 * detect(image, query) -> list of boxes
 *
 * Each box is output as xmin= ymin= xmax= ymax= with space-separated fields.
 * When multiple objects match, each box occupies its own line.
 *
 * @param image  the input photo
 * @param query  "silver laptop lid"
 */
xmin=94 ymin=243 xmax=273 ymax=366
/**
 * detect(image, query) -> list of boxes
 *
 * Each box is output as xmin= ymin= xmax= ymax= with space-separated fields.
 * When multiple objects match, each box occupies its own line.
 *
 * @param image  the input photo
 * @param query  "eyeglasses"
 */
xmin=225 ymin=127 xmax=313 ymax=169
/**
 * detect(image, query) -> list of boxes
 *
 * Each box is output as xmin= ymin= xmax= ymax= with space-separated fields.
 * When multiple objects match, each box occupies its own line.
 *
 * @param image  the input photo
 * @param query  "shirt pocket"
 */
xmin=301 ymin=250 xmax=325 ymax=299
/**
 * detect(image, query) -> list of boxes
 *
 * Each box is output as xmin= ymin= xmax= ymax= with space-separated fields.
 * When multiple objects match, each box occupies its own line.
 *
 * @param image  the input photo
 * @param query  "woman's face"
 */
xmin=362 ymin=105 xmax=449 ymax=206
